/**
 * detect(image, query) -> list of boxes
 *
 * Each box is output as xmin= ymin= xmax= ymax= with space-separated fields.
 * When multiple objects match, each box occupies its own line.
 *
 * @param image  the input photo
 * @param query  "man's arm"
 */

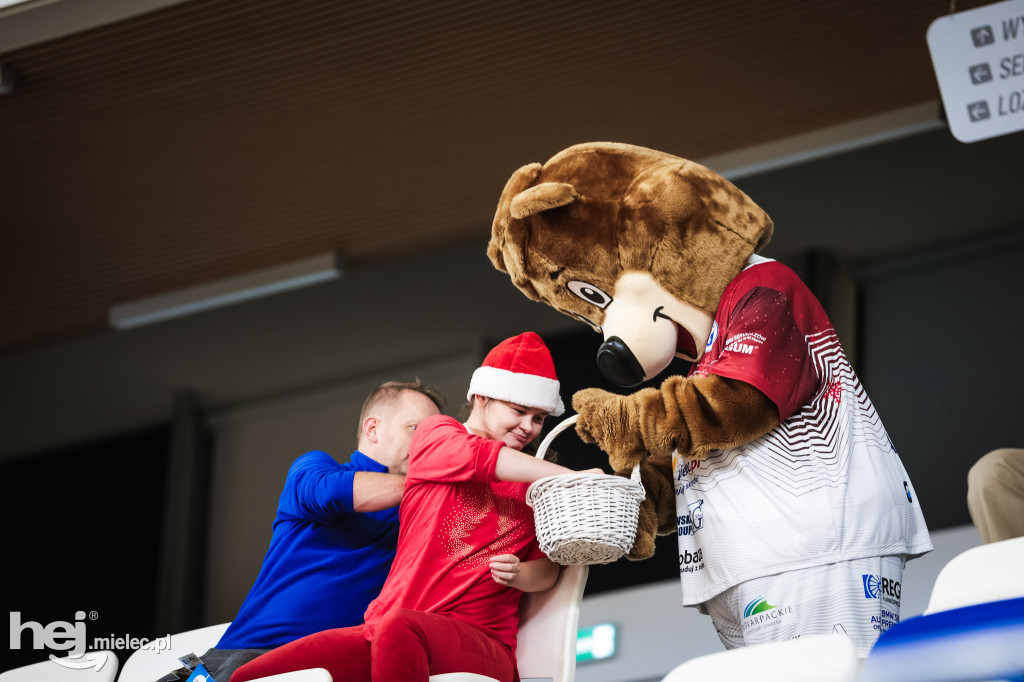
xmin=351 ymin=471 xmax=406 ymax=512
xmin=489 ymin=554 xmax=560 ymax=592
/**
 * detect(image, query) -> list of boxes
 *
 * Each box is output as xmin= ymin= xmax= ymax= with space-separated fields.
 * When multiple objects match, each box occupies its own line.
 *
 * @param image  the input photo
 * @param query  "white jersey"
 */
xmin=675 ymin=257 xmax=932 ymax=606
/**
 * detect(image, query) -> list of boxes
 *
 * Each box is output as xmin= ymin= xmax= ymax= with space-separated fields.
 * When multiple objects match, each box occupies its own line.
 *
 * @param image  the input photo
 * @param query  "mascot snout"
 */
xmin=596 ymin=336 xmax=646 ymax=387
xmin=597 ymin=272 xmax=715 ymax=385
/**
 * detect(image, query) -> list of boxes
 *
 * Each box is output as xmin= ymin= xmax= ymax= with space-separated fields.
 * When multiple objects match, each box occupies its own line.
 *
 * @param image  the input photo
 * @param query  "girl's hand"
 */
xmin=489 ymin=554 xmax=521 ymax=585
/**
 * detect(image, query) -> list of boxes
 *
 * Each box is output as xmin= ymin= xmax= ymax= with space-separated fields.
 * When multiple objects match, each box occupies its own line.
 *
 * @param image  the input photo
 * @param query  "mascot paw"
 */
xmin=640 ymin=456 xmax=679 ymax=536
xmin=626 ymin=497 xmax=659 ymax=561
xmin=572 ymin=388 xmax=648 ymax=471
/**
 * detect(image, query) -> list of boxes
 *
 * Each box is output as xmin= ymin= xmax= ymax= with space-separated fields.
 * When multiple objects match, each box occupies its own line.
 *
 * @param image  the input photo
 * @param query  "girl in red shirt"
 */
xmin=233 ymin=332 xmax=599 ymax=682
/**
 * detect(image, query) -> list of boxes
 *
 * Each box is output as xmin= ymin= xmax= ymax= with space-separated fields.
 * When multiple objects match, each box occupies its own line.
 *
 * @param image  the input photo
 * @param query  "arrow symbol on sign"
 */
xmin=49 ymin=652 xmax=108 ymax=671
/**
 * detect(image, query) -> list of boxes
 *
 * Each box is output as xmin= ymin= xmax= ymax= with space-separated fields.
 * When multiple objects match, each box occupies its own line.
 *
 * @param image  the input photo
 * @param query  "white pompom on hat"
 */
xmin=467 ymin=332 xmax=565 ymax=416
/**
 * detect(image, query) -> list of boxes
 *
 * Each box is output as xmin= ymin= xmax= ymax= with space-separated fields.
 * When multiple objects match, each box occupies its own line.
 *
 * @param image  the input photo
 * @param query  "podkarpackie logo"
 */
xmin=741 ymin=596 xmax=794 ymax=634
xmin=9 ymin=611 xmax=170 ymax=670
xmin=743 ymin=597 xmax=778 ymax=618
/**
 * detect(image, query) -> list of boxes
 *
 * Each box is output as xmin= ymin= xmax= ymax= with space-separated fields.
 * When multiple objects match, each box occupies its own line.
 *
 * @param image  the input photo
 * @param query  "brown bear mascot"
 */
xmin=488 ymin=142 xmax=932 ymax=654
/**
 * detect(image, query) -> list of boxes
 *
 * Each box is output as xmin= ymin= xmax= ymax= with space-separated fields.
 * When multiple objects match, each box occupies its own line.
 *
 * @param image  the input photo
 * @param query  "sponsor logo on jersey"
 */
xmin=673 ymin=454 xmax=702 ymax=494
xmin=705 ymin=322 xmax=718 ymax=352
xmin=674 ymin=454 xmax=701 ymax=481
xmin=723 ymin=331 xmax=766 ymax=356
xmin=678 ymin=548 xmax=705 ymax=574
xmin=676 ymin=457 xmax=699 ymax=479
xmin=862 ymin=574 xmax=901 ymax=600
xmin=741 ymin=596 xmax=794 ymax=634
xmin=743 ymin=597 xmax=778 ymax=618
xmin=677 ymin=499 xmax=704 ymax=536
xmin=870 ymin=609 xmax=901 ymax=631
xmin=859 ymin=575 xmax=903 ymax=630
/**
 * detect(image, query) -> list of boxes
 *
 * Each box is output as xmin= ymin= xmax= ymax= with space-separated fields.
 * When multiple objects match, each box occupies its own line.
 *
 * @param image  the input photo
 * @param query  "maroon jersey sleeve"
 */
xmin=702 ymin=285 xmax=820 ymax=421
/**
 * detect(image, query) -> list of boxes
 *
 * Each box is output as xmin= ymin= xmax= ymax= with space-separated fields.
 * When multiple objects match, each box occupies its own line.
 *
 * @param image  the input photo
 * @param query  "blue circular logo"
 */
xmin=705 ymin=322 xmax=719 ymax=352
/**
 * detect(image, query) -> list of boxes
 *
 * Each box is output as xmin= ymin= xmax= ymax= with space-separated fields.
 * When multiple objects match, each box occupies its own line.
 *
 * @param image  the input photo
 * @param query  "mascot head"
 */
xmin=489 ymin=142 xmax=773 ymax=387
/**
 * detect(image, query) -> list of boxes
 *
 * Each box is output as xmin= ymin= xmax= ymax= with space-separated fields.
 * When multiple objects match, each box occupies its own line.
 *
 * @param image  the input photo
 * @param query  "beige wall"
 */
xmin=201 ymin=351 xmax=480 ymax=623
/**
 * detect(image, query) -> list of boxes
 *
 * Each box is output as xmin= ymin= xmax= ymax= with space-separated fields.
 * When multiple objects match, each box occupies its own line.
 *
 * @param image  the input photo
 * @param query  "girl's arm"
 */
xmin=494 ymin=446 xmax=603 ymax=482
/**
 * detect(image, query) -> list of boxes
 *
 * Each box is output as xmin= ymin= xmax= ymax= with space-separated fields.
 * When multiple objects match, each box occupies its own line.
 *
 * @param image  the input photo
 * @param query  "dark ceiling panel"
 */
xmin=0 ymin=0 xmax=988 ymax=354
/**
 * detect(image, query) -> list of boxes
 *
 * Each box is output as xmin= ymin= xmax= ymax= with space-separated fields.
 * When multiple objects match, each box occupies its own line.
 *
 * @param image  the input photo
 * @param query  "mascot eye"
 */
xmin=567 ymin=281 xmax=612 ymax=309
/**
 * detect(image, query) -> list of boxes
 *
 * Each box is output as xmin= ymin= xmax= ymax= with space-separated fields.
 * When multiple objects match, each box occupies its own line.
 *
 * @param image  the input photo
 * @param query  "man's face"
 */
xmin=376 ymin=390 xmax=440 ymax=474
xmin=478 ymin=398 xmax=547 ymax=451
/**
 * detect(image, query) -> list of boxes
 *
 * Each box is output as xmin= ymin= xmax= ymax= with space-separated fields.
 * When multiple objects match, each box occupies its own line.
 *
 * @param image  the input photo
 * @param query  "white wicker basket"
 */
xmin=526 ymin=414 xmax=646 ymax=565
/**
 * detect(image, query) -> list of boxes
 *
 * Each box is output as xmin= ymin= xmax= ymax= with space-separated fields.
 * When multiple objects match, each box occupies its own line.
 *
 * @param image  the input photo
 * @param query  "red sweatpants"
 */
xmin=230 ymin=609 xmax=517 ymax=682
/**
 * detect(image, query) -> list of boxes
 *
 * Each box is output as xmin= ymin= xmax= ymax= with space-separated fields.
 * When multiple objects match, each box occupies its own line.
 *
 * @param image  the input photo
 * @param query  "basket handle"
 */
xmin=534 ymin=414 xmax=577 ymax=460
xmin=536 ymin=414 xmax=642 ymax=484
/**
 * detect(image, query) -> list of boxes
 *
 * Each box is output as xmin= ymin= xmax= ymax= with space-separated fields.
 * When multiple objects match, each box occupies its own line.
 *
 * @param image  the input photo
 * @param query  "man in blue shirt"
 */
xmin=164 ymin=380 xmax=444 ymax=682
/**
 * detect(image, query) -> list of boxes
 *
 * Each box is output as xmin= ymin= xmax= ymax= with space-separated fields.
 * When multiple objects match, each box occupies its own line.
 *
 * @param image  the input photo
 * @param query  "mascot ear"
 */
xmin=490 ymin=163 xmax=541 ymax=274
xmin=509 ymin=182 xmax=579 ymax=219
xmin=488 ymin=167 xmax=579 ymax=303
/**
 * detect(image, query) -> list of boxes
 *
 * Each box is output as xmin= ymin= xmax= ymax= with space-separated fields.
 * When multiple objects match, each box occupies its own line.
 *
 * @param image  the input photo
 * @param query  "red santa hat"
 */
xmin=467 ymin=332 xmax=565 ymax=416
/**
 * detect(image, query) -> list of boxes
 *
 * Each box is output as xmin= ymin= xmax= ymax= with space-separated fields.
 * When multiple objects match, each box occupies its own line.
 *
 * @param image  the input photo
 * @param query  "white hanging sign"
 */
xmin=927 ymin=0 xmax=1024 ymax=142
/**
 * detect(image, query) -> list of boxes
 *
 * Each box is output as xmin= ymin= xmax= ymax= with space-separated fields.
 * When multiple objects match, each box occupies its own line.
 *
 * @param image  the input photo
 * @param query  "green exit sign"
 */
xmin=576 ymin=623 xmax=616 ymax=663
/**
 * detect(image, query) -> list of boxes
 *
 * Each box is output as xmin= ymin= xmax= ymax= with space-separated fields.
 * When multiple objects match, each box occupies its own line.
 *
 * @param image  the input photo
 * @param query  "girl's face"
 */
xmin=473 ymin=397 xmax=548 ymax=450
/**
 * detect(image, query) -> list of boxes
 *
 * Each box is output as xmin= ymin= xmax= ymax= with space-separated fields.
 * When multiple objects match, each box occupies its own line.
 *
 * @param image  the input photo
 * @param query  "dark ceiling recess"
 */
xmin=0 ymin=0 xmax=989 ymax=356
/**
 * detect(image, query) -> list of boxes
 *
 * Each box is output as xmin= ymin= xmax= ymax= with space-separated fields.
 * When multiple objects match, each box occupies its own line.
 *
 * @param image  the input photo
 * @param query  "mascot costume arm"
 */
xmin=573 ymin=375 xmax=779 ymax=469
xmin=575 ymin=375 xmax=779 ymax=560
xmin=573 ymin=377 xmax=779 ymax=560
xmin=488 ymin=143 xmax=779 ymax=560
